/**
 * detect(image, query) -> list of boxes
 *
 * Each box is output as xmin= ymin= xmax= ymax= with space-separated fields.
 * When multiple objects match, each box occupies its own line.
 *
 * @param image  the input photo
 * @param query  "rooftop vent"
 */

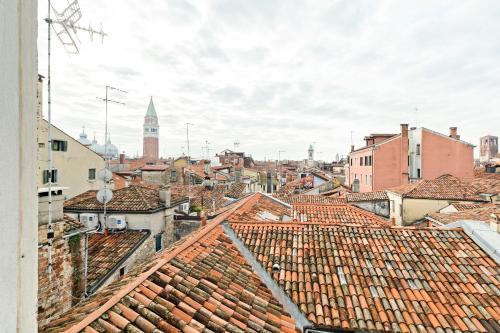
xmin=272 ymin=263 xmax=280 ymax=272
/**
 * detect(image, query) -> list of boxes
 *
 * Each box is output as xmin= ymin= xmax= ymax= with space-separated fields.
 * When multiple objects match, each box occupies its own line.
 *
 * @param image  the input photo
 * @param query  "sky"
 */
xmin=38 ymin=0 xmax=500 ymax=161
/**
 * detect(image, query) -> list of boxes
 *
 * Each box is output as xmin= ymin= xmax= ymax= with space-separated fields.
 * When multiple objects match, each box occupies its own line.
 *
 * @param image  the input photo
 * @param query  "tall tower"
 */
xmin=143 ymin=97 xmax=159 ymax=160
xmin=308 ymin=144 xmax=314 ymax=166
xmin=480 ymin=135 xmax=498 ymax=163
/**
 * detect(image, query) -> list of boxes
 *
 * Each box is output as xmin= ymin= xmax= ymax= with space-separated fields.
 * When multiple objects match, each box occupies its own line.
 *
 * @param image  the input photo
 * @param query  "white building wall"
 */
xmin=0 ymin=0 xmax=38 ymax=330
xmin=408 ymin=128 xmax=422 ymax=180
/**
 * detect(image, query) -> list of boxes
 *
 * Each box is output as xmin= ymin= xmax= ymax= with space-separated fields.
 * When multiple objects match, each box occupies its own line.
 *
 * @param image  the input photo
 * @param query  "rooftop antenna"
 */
xmin=234 ymin=140 xmax=240 ymax=152
xmin=415 ymin=107 xmax=419 ymax=128
xmin=43 ymin=0 xmax=107 ymax=281
xmin=96 ymin=86 xmax=127 ymax=238
xmin=186 ymin=123 xmax=194 ymax=205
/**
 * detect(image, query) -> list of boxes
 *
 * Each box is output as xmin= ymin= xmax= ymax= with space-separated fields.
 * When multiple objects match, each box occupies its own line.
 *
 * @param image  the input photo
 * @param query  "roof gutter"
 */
xmin=222 ymin=222 xmax=311 ymax=331
xmin=87 ymin=230 xmax=151 ymax=295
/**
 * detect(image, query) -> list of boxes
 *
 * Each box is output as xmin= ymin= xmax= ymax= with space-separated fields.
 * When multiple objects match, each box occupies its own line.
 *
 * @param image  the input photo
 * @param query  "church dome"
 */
xmin=77 ymin=127 xmax=92 ymax=146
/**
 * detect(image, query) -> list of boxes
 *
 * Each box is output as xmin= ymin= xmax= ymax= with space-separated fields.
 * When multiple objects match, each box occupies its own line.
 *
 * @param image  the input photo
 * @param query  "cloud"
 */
xmin=37 ymin=0 xmax=500 ymax=160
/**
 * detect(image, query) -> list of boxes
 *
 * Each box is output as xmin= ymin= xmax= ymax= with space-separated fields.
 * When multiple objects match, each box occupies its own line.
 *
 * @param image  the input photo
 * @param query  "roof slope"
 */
xmin=87 ymin=231 xmax=149 ymax=291
xmin=42 ymin=196 xmax=296 ymax=332
xmin=346 ymin=191 xmax=388 ymax=202
xmin=226 ymin=182 xmax=247 ymax=199
xmin=273 ymin=193 xmax=346 ymax=205
xmin=232 ymin=223 xmax=500 ymax=332
xmin=64 ymin=186 xmax=164 ymax=212
xmin=291 ymin=203 xmax=389 ymax=226
xmin=427 ymin=205 xmax=499 ymax=225
xmin=227 ymin=193 xmax=291 ymax=223
xmin=388 ymin=174 xmax=483 ymax=201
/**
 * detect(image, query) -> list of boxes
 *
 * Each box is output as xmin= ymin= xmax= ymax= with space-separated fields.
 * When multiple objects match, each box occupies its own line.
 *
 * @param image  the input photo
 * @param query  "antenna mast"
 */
xmin=43 ymin=0 xmax=107 ymax=280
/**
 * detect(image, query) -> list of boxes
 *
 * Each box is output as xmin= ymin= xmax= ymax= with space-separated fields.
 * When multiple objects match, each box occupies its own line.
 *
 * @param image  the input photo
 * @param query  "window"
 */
xmin=417 ymin=168 xmax=421 ymax=178
xmin=88 ymin=168 xmax=96 ymax=180
xmin=170 ymin=170 xmax=177 ymax=181
xmin=360 ymin=157 xmax=363 ymax=166
xmin=416 ymin=144 xmax=421 ymax=155
xmin=155 ymin=234 xmax=162 ymax=252
xmin=350 ymin=157 xmax=352 ymax=166
xmin=51 ymin=140 xmax=67 ymax=152
xmin=391 ymin=200 xmax=394 ymax=212
xmin=38 ymin=143 xmax=45 ymax=148
xmin=368 ymin=155 xmax=372 ymax=166
xmin=119 ymin=267 xmax=125 ymax=276
xmin=365 ymin=175 xmax=368 ymax=184
xmin=42 ymin=169 xmax=58 ymax=184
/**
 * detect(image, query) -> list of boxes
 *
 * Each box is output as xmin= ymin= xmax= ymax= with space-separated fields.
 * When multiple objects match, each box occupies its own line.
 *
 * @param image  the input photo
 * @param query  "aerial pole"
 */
xmin=186 ymin=123 xmax=194 ymax=204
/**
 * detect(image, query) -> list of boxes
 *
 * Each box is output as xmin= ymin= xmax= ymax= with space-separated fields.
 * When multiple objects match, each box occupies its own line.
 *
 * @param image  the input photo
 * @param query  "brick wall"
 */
xmin=37 ymin=221 xmax=84 ymax=327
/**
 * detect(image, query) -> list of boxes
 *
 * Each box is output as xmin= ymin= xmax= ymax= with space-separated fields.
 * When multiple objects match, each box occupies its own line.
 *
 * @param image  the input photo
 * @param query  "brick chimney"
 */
xmin=200 ymin=211 xmax=207 ymax=227
xmin=449 ymin=127 xmax=459 ymax=140
xmin=119 ymin=153 xmax=125 ymax=164
xmin=400 ymin=124 xmax=409 ymax=184
xmin=159 ymin=185 xmax=171 ymax=207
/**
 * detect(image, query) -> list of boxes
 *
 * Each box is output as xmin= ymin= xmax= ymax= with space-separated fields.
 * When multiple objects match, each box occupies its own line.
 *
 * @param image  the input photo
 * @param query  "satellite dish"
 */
xmin=98 ymin=168 xmax=113 ymax=182
xmin=96 ymin=188 xmax=113 ymax=204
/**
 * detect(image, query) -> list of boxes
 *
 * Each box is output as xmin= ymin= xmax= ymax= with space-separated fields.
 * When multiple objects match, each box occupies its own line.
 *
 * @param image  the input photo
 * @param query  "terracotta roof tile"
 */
xmin=86 ymin=231 xmax=149 ymax=291
xmin=388 ymin=174 xmax=483 ymax=201
xmin=291 ymin=203 xmax=389 ymax=226
xmin=426 ymin=205 xmax=499 ymax=226
xmin=227 ymin=193 xmax=291 ymax=223
xmin=226 ymin=182 xmax=247 ymax=199
xmin=63 ymin=214 xmax=87 ymax=234
xmin=346 ymin=191 xmax=388 ymax=202
xmin=64 ymin=186 xmax=164 ymax=212
xmin=232 ymin=222 xmax=500 ymax=332
xmin=273 ymin=193 xmax=347 ymax=205
xmin=41 ymin=196 xmax=296 ymax=333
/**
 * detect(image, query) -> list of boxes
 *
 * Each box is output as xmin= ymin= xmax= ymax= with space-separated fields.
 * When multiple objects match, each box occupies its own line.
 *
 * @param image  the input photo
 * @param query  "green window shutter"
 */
xmin=43 ymin=170 xmax=49 ymax=184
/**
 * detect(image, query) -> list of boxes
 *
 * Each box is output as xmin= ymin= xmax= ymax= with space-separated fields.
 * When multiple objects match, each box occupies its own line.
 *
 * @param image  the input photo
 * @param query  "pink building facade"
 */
xmin=347 ymin=125 xmax=474 ymax=192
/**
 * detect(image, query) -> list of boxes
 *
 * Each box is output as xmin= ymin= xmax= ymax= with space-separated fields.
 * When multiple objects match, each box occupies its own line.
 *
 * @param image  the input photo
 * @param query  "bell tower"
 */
xmin=143 ymin=97 xmax=159 ymax=160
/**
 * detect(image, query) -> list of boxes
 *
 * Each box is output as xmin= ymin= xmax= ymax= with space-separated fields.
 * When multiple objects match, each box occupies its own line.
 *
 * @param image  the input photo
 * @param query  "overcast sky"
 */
xmin=38 ymin=0 xmax=500 ymax=161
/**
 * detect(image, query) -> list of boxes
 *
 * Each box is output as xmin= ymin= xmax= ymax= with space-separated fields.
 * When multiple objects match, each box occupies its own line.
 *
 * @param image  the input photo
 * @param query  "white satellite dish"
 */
xmin=96 ymin=188 xmax=113 ymax=204
xmin=98 ymin=168 xmax=113 ymax=182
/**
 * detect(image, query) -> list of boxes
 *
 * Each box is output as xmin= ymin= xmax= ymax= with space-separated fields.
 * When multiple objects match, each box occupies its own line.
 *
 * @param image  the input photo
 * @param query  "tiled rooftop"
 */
xmin=346 ymin=191 xmax=389 ymax=202
xmin=427 ymin=205 xmax=499 ymax=226
xmin=41 ymin=198 xmax=296 ymax=333
xmin=87 ymin=231 xmax=149 ymax=291
xmin=63 ymin=214 xmax=87 ymax=235
xmin=450 ymin=202 xmax=491 ymax=211
xmin=140 ymin=164 xmax=169 ymax=171
xmin=291 ymin=203 xmax=389 ymax=226
xmin=273 ymin=193 xmax=347 ymax=205
xmin=226 ymin=182 xmax=248 ymax=199
xmin=227 ymin=192 xmax=291 ymax=223
xmin=468 ymin=178 xmax=500 ymax=195
xmin=64 ymin=186 xmax=165 ymax=212
xmin=232 ymin=222 xmax=500 ymax=332
xmin=388 ymin=174 xmax=483 ymax=201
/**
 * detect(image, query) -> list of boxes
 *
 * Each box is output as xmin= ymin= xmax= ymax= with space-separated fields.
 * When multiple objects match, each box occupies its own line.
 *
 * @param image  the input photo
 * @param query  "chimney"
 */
xmin=400 ymin=124 xmax=409 ymax=184
xmin=350 ymin=145 xmax=355 ymax=152
xmin=449 ymin=127 xmax=459 ymax=140
xmin=159 ymin=185 xmax=171 ymax=207
xmin=38 ymin=189 xmax=65 ymax=225
xmin=200 ymin=211 xmax=207 ymax=227
xmin=119 ymin=153 xmax=125 ymax=164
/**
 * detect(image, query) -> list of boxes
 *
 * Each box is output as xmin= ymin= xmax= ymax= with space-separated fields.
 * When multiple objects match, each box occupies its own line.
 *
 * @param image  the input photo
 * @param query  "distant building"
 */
xmin=307 ymin=144 xmax=314 ymax=166
xmin=37 ymin=77 xmax=105 ymax=198
xmin=143 ymin=97 xmax=159 ymax=160
xmin=86 ymin=134 xmax=119 ymax=160
xmin=480 ymin=135 xmax=498 ymax=163
xmin=347 ymin=124 xmax=474 ymax=193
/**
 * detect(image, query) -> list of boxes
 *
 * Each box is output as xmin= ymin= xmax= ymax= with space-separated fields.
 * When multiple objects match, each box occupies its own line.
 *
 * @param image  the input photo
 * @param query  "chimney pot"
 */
xmin=449 ymin=127 xmax=458 ymax=139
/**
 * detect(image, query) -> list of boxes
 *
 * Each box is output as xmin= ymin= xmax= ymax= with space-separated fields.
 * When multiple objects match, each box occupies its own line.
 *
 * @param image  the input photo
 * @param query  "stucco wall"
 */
xmin=37 ymin=119 xmax=105 ymax=198
xmin=0 ymin=1 xmax=38 ymax=330
xmin=348 ymin=148 xmax=374 ymax=193
xmin=352 ymin=201 xmax=390 ymax=217
xmin=373 ymin=136 xmax=403 ymax=191
xmin=402 ymin=198 xmax=478 ymax=225
xmin=386 ymin=191 xmax=403 ymax=225
xmin=421 ymin=129 xmax=473 ymax=180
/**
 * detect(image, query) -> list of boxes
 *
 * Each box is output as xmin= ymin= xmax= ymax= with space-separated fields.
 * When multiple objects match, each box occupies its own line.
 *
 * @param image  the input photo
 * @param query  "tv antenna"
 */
xmin=96 ymin=86 xmax=128 ymax=233
xmin=43 ymin=0 xmax=107 ymax=280
xmin=234 ymin=140 xmax=240 ymax=152
xmin=202 ymin=140 xmax=212 ymax=159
